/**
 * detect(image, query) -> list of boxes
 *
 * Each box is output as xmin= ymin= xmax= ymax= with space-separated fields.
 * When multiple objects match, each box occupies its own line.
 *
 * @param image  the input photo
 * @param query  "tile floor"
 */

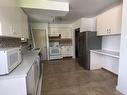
xmin=42 ymin=58 xmax=123 ymax=95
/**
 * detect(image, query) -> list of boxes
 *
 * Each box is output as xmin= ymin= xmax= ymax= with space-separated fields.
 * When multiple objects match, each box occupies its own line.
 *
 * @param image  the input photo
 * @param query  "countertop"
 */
xmin=0 ymin=49 xmax=40 ymax=80
xmin=90 ymin=49 xmax=119 ymax=58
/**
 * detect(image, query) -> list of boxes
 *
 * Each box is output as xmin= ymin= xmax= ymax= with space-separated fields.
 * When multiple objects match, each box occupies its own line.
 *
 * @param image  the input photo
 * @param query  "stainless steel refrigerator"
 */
xmin=78 ymin=31 xmax=102 ymax=70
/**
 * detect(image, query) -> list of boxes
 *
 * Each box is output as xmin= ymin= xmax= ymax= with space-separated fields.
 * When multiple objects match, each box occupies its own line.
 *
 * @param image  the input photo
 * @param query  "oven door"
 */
xmin=50 ymin=47 xmax=60 ymax=56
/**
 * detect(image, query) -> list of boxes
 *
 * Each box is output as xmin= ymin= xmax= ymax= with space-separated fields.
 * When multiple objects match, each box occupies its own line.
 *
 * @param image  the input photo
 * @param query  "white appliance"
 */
xmin=49 ymin=42 xmax=62 ymax=60
xmin=34 ymin=56 xmax=41 ymax=93
xmin=0 ymin=47 xmax=22 ymax=75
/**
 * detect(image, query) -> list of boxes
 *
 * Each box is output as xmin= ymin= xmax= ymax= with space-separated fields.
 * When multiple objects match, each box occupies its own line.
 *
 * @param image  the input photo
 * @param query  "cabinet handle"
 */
xmin=107 ymin=29 xmax=111 ymax=34
xmin=108 ymin=29 xmax=110 ymax=33
xmin=107 ymin=29 xmax=109 ymax=33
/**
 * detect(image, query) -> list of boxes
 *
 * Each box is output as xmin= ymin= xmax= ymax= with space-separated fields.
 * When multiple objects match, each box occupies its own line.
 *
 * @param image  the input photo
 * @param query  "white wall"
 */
xmin=102 ymin=35 xmax=121 ymax=52
xmin=30 ymin=23 xmax=49 ymax=60
xmin=117 ymin=0 xmax=127 ymax=94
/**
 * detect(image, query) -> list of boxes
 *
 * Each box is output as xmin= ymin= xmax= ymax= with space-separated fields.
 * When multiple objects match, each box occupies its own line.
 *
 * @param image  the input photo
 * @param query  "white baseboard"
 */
xmin=116 ymin=86 xmax=127 ymax=95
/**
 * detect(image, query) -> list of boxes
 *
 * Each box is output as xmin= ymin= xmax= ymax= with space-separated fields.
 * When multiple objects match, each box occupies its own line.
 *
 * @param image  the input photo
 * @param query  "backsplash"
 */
xmin=102 ymin=35 xmax=121 ymax=52
xmin=0 ymin=37 xmax=21 ymax=48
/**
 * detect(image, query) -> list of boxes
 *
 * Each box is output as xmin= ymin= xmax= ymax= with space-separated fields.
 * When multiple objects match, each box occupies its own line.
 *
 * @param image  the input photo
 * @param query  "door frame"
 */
xmin=31 ymin=29 xmax=49 ymax=60
xmin=74 ymin=28 xmax=80 ymax=58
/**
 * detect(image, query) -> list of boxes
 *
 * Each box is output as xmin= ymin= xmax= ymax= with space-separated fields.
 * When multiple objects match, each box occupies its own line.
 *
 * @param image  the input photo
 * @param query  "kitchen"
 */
xmin=0 ymin=0 xmax=127 ymax=95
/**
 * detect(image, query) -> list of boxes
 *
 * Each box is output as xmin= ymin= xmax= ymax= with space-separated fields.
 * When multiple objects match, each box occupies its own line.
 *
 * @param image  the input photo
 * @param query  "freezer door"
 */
xmin=78 ymin=32 xmax=87 ymax=67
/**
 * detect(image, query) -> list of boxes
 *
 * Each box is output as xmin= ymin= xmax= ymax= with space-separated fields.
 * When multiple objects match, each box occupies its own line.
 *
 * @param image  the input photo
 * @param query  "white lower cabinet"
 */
xmin=27 ymin=64 xmax=36 ymax=95
xmin=0 ymin=57 xmax=42 ymax=95
xmin=27 ymin=57 xmax=41 ymax=95
xmin=61 ymin=46 xmax=73 ymax=57
xmin=102 ymin=55 xmax=119 ymax=74
xmin=90 ymin=52 xmax=103 ymax=70
xmin=90 ymin=50 xmax=119 ymax=75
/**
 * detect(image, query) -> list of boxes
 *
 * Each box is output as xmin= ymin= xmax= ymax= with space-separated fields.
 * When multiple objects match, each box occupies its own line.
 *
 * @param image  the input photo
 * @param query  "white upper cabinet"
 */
xmin=60 ymin=28 xmax=72 ymax=39
xmin=21 ymin=10 xmax=29 ymax=39
xmin=73 ymin=17 xmax=96 ymax=32
xmin=97 ymin=5 xmax=122 ymax=36
xmin=0 ymin=0 xmax=29 ymax=38
xmin=80 ymin=18 xmax=97 ymax=32
xmin=49 ymin=27 xmax=72 ymax=39
xmin=49 ymin=27 xmax=59 ymax=35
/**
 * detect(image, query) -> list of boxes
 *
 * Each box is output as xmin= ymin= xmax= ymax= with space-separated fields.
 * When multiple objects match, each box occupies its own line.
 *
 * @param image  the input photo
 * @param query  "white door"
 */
xmin=32 ymin=29 xmax=47 ymax=60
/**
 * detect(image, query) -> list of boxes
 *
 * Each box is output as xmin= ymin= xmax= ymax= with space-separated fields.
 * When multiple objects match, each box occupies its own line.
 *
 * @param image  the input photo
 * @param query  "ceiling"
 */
xmin=24 ymin=0 xmax=122 ymax=24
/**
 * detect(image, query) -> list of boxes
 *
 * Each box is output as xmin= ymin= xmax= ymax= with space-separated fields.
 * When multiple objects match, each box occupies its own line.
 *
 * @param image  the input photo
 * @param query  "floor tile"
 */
xmin=42 ymin=59 xmax=123 ymax=95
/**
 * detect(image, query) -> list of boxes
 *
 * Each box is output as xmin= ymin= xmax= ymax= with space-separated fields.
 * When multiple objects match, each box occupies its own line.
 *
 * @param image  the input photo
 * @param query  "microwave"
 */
xmin=0 ymin=47 xmax=22 ymax=75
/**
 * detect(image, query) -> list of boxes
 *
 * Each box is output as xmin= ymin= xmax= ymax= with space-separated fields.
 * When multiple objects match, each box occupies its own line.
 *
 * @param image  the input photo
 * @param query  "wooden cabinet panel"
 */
xmin=97 ymin=5 xmax=122 ymax=36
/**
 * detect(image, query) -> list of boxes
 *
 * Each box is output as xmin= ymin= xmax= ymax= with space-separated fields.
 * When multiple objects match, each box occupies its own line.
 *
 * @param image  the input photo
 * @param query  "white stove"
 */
xmin=49 ymin=42 xmax=62 ymax=60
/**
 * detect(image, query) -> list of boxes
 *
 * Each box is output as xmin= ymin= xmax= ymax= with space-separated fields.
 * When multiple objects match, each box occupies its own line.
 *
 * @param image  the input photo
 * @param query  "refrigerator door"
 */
xmin=78 ymin=32 xmax=102 ymax=70
xmin=86 ymin=32 xmax=102 ymax=69
xmin=87 ymin=32 xmax=102 ymax=50
xmin=78 ymin=32 xmax=87 ymax=68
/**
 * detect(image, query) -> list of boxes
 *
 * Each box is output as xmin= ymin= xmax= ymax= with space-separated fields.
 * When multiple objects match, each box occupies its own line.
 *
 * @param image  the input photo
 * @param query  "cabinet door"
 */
xmin=49 ymin=27 xmax=59 ymax=35
xmin=21 ymin=12 xmax=29 ymax=39
xmin=66 ymin=46 xmax=72 ymax=56
xmin=102 ymin=55 xmax=119 ymax=75
xmin=109 ymin=5 xmax=122 ymax=34
xmin=26 ymin=65 xmax=36 ymax=95
xmin=81 ymin=18 xmax=96 ymax=32
xmin=61 ymin=46 xmax=72 ymax=57
xmin=61 ymin=28 xmax=72 ymax=38
xmin=97 ymin=14 xmax=108 ymax=36
xmin=61 ymin=46 xmax=66 ymax=57
xmin=12 ymin=8 xmax=22 ymax=38
xmin=33 ymin=60 xmax=40 ymax=92
xmin=97 ymin=5 xmax=122 ymax=36
xmin=24 ymin=15 xmax=29 ymax=39
xmin=27 ymin=58 xmax=40 ymax=95
xmin=0 ymin=0 xmax=23 ymax=38
xmin=0 ymin=0 xmax=15 ymax=37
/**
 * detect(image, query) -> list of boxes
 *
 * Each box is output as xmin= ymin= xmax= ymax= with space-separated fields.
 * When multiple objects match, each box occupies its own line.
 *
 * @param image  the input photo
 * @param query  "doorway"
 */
xmin=75 ymin=28 xmax=80 ymax=58
xmin=32 ymin=29 xmax=47 ymax=60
